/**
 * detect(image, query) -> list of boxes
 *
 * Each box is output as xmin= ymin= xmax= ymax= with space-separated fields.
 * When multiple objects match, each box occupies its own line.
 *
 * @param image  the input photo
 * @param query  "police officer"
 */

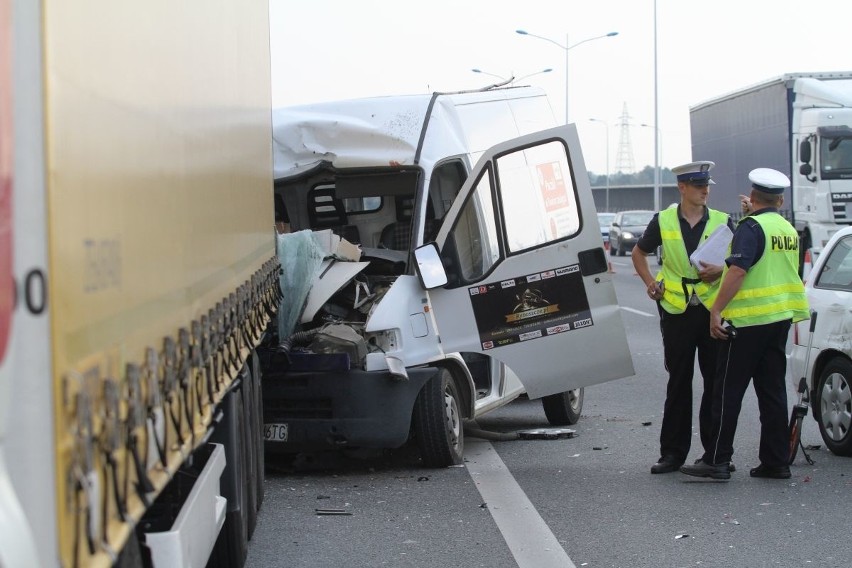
xmin=632 ymin=160 xmax=734 ymax=474
xmin=680 ymin=168 xmax=810 ymax=480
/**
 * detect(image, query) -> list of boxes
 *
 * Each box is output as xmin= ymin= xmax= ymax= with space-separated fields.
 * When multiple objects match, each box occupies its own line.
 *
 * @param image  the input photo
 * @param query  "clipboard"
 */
xmin=689 ymin=224 xmax=733 ymax=269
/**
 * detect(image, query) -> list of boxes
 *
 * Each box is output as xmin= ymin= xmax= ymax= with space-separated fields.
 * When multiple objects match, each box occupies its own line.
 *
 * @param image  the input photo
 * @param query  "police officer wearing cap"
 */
xmin=633 ymin=160 xmax=735 ymax=474
xmin=680 ymin=168 xmax=810 ymax=480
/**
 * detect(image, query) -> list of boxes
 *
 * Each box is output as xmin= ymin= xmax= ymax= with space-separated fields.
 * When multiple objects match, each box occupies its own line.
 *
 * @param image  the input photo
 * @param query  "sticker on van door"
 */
xmin=468 ymin=264 xmax=592 ymax=350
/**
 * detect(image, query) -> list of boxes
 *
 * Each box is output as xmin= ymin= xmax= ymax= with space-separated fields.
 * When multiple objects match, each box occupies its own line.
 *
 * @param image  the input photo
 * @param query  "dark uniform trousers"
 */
xmin=659 ymin=302 xmax=720 ymax=462
xmin=704 ymin=319 xmax=791 ymax=466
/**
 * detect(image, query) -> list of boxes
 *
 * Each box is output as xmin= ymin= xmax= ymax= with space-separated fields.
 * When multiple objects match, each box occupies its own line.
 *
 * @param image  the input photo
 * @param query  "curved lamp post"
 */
xmin=516 ymin=30 xmax=618 ymax=124
xmin=471 ymin=68 xmax=553 ymax=85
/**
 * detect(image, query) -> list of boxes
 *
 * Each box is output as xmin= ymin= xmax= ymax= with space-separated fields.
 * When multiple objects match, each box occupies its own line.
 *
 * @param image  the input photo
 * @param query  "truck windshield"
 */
xmin=820 ymin=136 xmax=852 ymax=179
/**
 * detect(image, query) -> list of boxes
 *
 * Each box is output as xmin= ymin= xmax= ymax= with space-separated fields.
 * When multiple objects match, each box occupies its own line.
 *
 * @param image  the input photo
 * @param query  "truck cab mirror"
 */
xmin=800 ymin=139 xmax=812 ymax=163
xmin=414 ymin=242 xmax=448 ymax=289
xmin=799 ymin=163 xmax=813 ymax=176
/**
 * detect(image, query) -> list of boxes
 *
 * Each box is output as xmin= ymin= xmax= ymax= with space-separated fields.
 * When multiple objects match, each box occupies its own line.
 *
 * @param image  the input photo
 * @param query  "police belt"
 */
xmin=682 ymin=277 xmax=702 ymax=306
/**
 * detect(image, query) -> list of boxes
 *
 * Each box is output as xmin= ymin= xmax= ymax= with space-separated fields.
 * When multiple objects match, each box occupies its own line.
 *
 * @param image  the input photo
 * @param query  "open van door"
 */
xmin=416 ymin=125 xmax=634 ymax=399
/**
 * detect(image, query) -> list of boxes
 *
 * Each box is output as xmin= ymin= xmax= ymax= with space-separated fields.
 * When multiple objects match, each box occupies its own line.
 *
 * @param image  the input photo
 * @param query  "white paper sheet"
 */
xmin=689 ymin=224 xmax=733 ymax=269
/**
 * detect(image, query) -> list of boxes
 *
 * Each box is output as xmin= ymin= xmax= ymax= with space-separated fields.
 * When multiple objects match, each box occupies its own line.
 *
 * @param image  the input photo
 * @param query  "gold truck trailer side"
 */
xmin=1 ymin=0 xmax=278 ymax=566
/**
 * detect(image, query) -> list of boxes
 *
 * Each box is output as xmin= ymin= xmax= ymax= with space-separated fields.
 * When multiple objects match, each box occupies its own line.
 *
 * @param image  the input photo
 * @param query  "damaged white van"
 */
xmin=262 ymin=86 xmax=634 ymax=466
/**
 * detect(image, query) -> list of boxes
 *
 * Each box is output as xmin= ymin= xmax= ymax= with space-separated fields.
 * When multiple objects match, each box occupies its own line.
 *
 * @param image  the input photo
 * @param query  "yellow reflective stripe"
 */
xmin=661 ymin=290 xmax=687 ymax=310
xmin=723 ymin=298 xmax=810 ymax=319
xmin=727 ymin=282 xmax=806 ymax=300
xmin=659 ymin=229 xmax=680 ymax=241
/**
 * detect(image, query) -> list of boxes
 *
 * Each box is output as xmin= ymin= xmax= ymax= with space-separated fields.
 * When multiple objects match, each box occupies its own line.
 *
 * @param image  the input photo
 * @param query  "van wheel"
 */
xmin=542 ymin=388 xmax=584 ymax=425
xmin=814 ymin=358 xmax=852 ymax=456
xmin=414 ymin=368 xmax=464 ymax=467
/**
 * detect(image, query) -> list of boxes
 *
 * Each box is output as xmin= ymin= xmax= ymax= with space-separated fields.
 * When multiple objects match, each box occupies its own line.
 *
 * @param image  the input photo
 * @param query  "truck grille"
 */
xmin=831 ymin=193 xmax=852 ymax=222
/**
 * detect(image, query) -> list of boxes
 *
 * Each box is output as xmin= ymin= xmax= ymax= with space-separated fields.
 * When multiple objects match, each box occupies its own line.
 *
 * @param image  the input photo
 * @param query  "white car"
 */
xmin=790 ymin=225 xmax=852 ymax=456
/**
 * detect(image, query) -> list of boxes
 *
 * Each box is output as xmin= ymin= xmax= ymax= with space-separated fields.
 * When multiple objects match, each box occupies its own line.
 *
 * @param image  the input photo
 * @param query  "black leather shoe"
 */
xmin=651 ymin=456 xmax=683 ymax=474
xmin=695 ymin=457 xmax=735 ymax=472
xmin=679 ymin=459 xmax=731 ymax=480
xmin=749 ymin=464 xmax=791 ymax=479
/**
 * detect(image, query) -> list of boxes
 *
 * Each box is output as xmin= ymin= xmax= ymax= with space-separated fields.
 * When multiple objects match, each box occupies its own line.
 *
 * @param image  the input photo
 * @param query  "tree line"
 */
xmin=588 ymin=166 xmax=675 ymax=186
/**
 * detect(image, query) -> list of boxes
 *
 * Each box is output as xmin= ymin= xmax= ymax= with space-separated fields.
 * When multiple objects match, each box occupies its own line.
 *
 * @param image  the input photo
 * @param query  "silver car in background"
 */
xmin=597 ymin=212 xmax=615 ymax=245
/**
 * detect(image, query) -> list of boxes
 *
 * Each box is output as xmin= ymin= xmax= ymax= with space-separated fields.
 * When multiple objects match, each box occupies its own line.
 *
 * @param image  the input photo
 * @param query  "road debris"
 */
xmin=517 ymin=428 xmax=576 ymax=440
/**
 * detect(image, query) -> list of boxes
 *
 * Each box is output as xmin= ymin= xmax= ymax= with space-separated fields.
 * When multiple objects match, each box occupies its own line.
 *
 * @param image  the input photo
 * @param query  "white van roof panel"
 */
xmin=272 ymin=87 xmax=556 ymax=179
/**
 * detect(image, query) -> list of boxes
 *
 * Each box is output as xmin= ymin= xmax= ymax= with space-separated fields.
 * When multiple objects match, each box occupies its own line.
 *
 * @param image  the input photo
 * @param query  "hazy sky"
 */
xmin=269 ymin=0 xmax=852 ymax=177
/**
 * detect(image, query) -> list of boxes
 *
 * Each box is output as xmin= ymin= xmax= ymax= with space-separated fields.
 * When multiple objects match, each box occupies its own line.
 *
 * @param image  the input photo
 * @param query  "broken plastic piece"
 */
xmin=517 ymin=428 xmax=576 ymax=440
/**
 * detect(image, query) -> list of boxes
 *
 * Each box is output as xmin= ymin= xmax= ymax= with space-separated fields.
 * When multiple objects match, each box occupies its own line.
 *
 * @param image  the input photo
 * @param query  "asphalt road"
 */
xmin=247 ymin=255 xmax=852 ymax=568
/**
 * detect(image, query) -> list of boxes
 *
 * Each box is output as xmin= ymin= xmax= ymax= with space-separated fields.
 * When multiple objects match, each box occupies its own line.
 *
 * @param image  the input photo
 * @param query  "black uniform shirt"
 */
xmin=726 ymin=208 xmax=777 ymax=271
xmin=636 ymin=205 xmax=735 ymax=258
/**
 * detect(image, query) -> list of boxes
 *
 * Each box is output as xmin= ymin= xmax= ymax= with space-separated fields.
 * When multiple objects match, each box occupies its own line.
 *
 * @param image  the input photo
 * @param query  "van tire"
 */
xmin=414 ymin=368 xmax=464 ymax=467
xmin=542 ymin=388 xmax=584 ymax=425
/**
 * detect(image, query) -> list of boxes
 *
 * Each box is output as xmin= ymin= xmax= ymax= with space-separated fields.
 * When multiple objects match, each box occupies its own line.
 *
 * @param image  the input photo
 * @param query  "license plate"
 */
xmin=264 ymin=423 xmax=289 ymax=442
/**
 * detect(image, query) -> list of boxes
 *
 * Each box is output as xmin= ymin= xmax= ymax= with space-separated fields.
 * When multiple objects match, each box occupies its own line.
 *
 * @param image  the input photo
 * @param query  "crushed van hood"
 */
xmin=300 ymin=259 xmax=370 ymax=324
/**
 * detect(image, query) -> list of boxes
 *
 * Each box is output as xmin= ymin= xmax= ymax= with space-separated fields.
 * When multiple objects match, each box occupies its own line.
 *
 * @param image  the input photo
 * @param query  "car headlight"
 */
xmin=622 ymin=231 xmax=634 ymax=240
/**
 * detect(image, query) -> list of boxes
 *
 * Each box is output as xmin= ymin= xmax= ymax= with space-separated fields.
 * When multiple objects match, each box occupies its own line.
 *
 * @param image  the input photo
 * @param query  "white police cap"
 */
xmin=748 ymin=168 xmax=790 ymax=194
xmin=671 ymin=160 xmax=715 ymax=185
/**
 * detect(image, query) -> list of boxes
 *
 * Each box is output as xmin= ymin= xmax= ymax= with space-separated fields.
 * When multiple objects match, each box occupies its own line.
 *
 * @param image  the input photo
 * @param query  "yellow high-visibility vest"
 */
xmin=656 ymin=207 xmax=729 ymax=314
xmin=722 ymin=213 xmax=809 ymax=327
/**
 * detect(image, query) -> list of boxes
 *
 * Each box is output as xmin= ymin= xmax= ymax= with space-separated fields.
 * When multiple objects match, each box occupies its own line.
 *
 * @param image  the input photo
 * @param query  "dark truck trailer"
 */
xmin=690 ymin=72 xmax=852 ymax=261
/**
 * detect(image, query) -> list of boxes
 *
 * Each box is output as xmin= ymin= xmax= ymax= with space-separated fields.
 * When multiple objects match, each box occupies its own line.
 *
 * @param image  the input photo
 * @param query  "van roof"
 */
xmin=272 ymin=86 xmax=555 ymax=179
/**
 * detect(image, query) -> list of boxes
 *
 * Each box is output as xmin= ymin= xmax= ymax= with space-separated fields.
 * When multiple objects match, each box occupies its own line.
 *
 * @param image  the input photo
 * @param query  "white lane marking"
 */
xmin=620 ymin=306 xmax=656 ymax=318
xmin=465 ymin=438 xmax=576 ymax=568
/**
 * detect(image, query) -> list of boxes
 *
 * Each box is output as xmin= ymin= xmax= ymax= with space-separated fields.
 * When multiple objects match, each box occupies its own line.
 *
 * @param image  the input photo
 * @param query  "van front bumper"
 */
xmin=261 ymin=361 xmax=438 ymax=453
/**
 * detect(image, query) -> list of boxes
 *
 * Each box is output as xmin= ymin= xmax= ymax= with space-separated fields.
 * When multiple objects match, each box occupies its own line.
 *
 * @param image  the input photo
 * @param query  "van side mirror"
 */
xmin=414 ymin=242 xmax=448 ymax=289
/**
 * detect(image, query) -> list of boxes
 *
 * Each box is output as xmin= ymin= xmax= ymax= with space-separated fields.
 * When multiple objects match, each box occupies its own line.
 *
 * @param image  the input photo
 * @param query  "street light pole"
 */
xmin=589 ymin=118 xmax=610 ymax=211
xmin=471 ymin=68 xmax=509 ymax=82
xmin=516 ymin=29 xmax=618 ymax=124
xmin=471 ymin=67 xmax=552 ymax=86
xmin=515 ymin=68 xmax=553 ymax=84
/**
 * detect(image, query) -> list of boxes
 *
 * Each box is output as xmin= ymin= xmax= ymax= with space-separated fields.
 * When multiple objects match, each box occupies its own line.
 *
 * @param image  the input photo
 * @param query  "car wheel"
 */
xmin=814 ymin=357 xmax=852 ymax=456
xmin=617 ymin=240 xmax=626 ymax=256
xmin=609 ymin=240 xmax=617 ymax=256
xmin=541 ymin=388 xmax=584 ymax=425
xmin=414 ymin=368 xmax=464 ymax=467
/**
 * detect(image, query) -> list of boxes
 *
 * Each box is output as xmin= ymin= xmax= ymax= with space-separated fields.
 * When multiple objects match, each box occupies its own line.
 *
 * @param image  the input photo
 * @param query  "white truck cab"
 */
xmin=265 ymin=87 xmax=634 ymax=466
